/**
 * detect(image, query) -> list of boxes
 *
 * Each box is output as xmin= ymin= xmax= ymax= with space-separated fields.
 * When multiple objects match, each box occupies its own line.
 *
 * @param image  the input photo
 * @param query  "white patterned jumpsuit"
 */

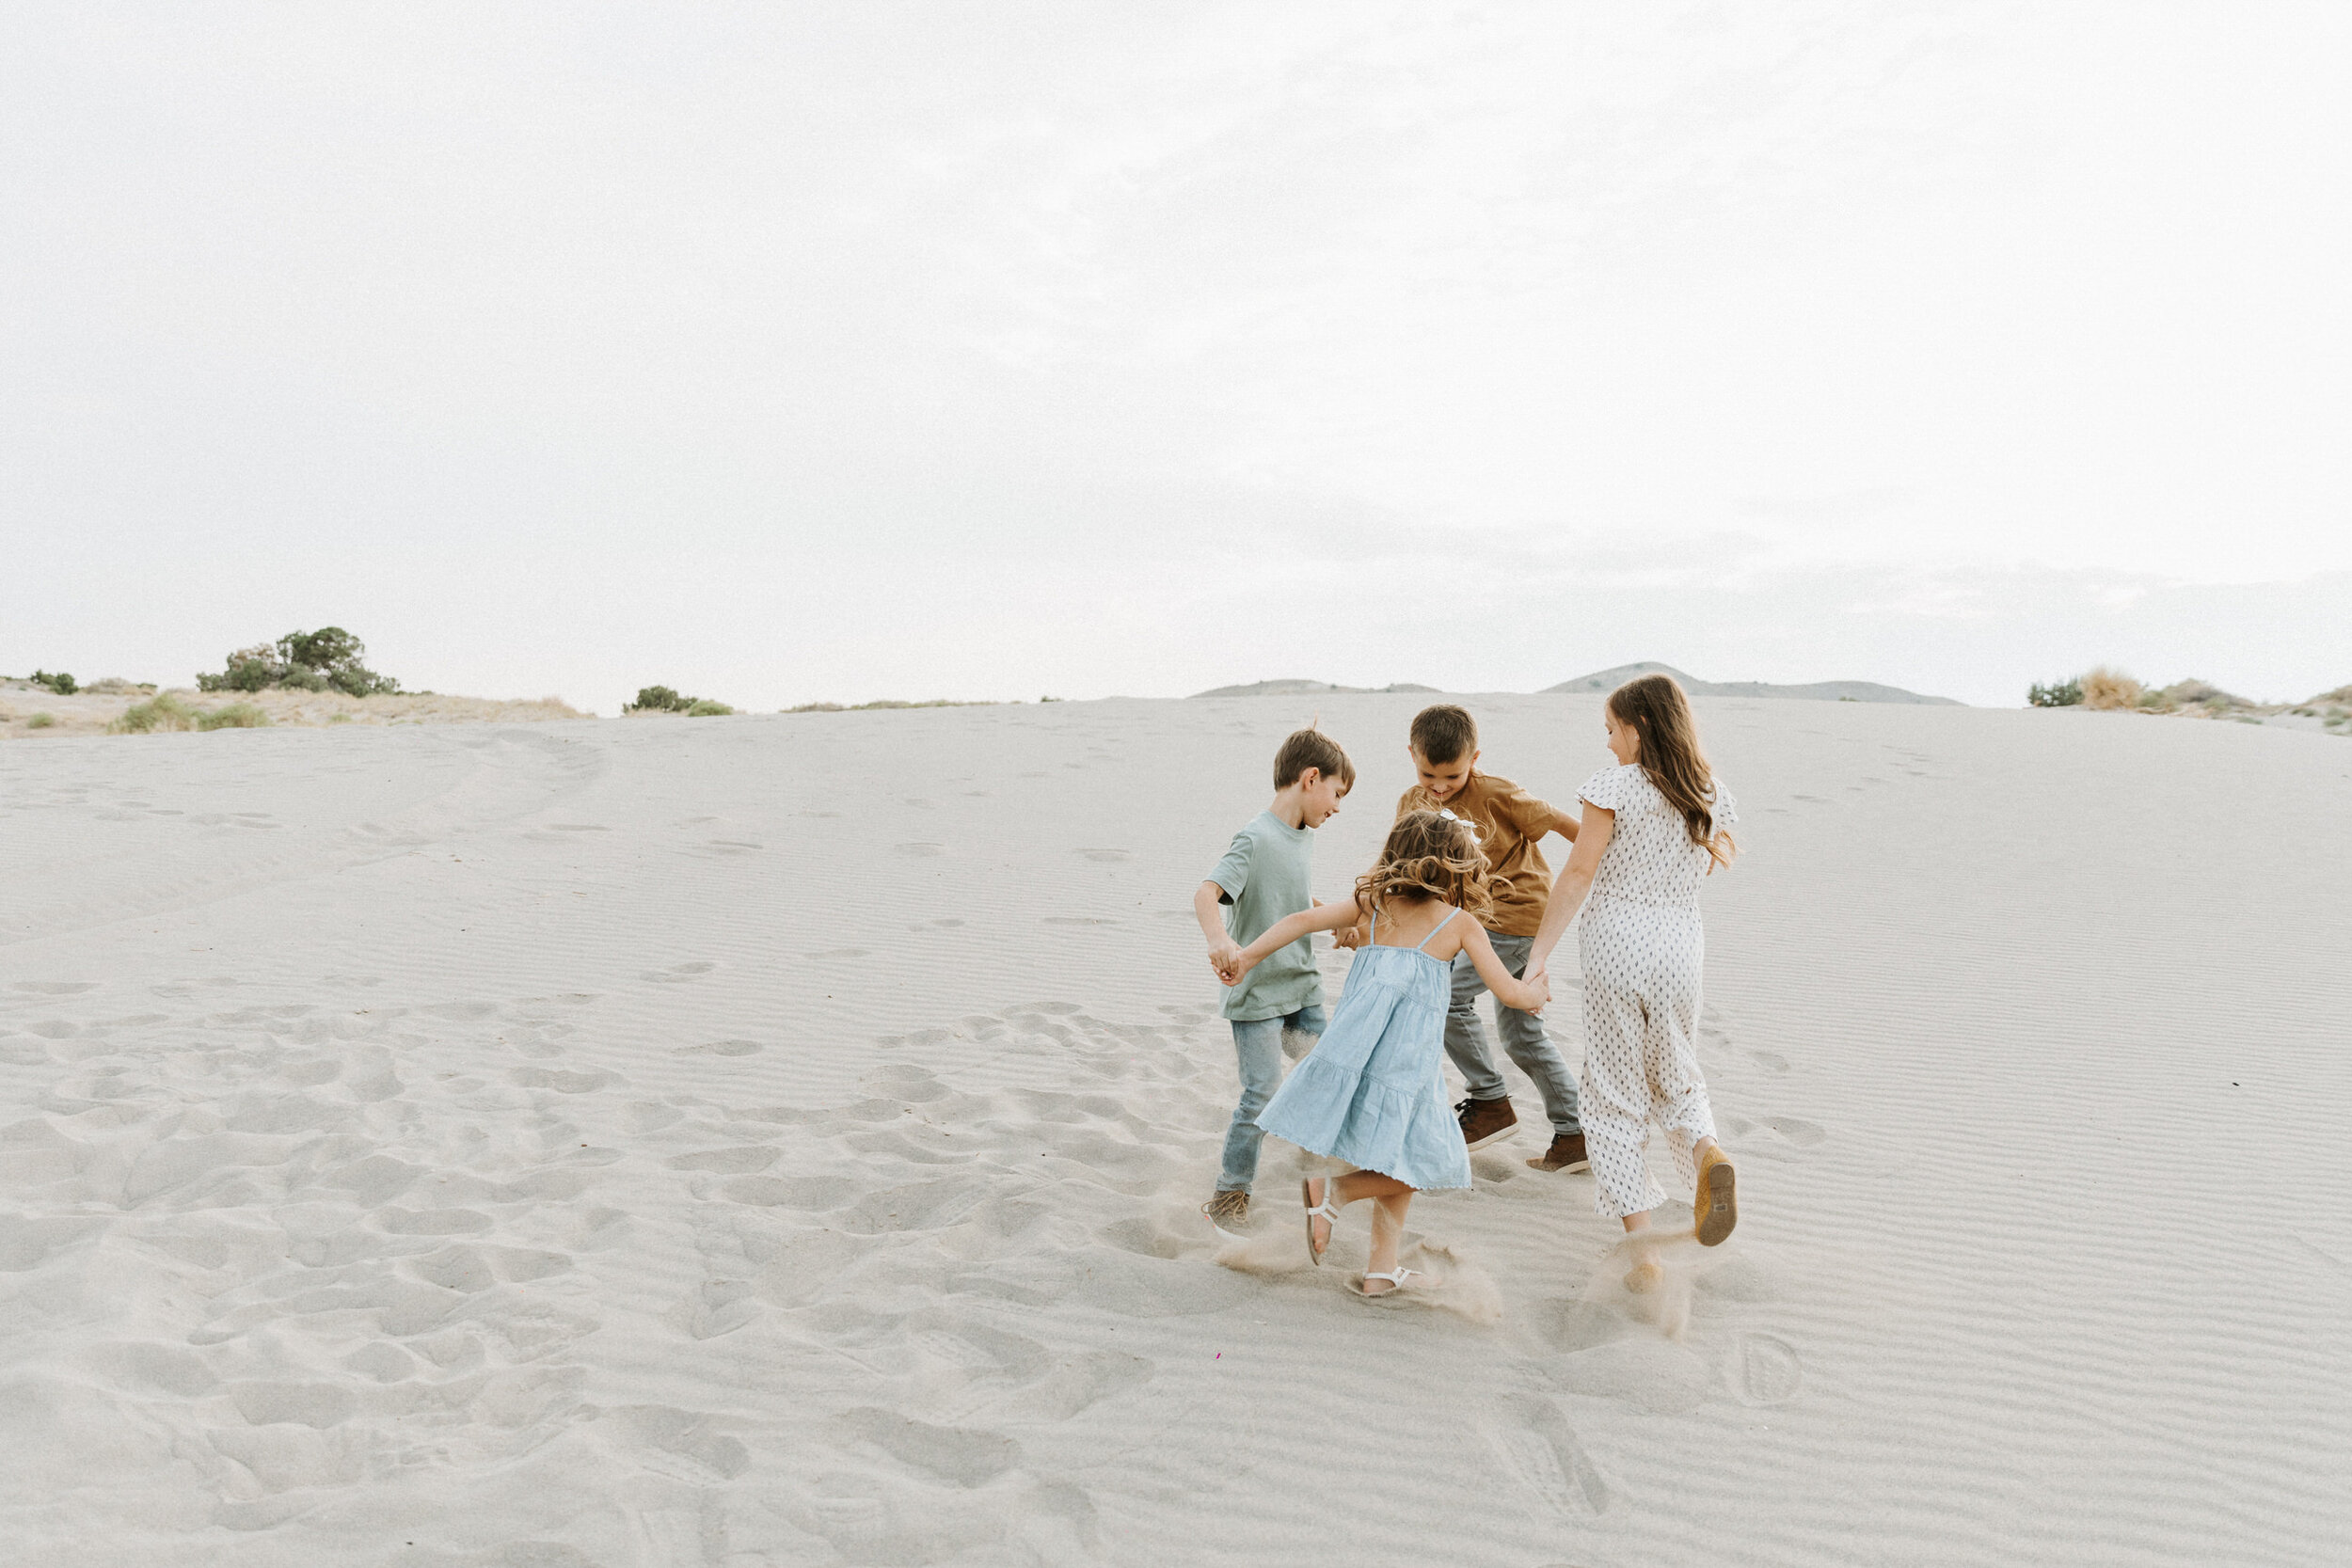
xmin=1573 ymin=763 xmax=1737 ymax=1219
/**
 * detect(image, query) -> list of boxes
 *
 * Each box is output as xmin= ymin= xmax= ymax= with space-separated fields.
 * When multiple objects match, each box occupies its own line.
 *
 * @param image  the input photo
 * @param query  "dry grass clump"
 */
xmin=114 ymin=694 xmax=199 ymax=733
xmin=2077 ymin=667 xmax=2145 ymax=711
xmin=25 ymin=712 xmax=56 ymax=730
xmin=197 ymin=702 xmax=269 ymax=730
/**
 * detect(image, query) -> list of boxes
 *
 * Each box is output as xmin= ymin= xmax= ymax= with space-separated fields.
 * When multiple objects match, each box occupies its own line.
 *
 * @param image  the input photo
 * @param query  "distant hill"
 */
xmin=1190 ymin=679 xmax=1443 ymax=698
xmin=1543 ymin=661 xmax=1962 ymax=705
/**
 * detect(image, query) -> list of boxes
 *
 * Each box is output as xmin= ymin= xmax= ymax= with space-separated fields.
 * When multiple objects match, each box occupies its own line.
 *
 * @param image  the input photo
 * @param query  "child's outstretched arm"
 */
xmin=1221 ymin=894 xmax=1367 ymax=984
xmin=1526 ymin=803 xmax=1614 ymax=980
xmin=1458 ymin=922 xmax=1551 ymax=1014
xmin=1194 ymin=880 xmax=1243 ymax=980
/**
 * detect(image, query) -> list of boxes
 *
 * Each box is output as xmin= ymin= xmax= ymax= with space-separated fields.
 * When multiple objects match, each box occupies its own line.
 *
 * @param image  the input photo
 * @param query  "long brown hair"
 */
xmin=1354 ymin=810 xmax=1495 ymax=923
xmin=1607 ymin=674 xmax=1736 ymax=871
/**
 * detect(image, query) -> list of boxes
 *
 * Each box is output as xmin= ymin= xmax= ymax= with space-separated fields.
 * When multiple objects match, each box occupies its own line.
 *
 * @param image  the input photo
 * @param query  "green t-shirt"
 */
xmin=1209 ymin=810 xmax=1323 ymax=1022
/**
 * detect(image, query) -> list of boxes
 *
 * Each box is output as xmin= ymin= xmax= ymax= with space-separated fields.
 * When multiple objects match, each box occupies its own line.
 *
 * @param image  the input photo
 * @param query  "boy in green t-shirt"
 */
xmin=1193 ymin=728 xmax=1355 ymax=1237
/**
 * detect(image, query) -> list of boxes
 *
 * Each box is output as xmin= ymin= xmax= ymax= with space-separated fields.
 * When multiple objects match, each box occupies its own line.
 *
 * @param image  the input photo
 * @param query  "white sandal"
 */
xmin=1347 ymin=1267 xmax=1423 ymax=1299
xmin=1301 ymin=1178 xmax=1341 ymax=1266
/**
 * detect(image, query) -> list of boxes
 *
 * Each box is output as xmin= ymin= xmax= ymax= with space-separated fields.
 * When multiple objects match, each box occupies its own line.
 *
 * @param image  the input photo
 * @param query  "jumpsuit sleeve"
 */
xmin=1577 ymin=765 xmax=1631 ymax=813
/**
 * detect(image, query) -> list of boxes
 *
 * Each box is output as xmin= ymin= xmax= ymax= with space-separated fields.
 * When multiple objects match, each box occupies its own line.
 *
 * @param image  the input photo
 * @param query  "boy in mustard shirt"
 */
xmin=1386 ymin=704 xmax=1588 ymax=1171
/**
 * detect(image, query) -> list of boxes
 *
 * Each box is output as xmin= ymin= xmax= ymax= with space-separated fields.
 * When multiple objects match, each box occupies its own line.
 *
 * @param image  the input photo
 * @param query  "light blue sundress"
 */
xmin=1251 ymin=907 xmax=1475 ymax=1191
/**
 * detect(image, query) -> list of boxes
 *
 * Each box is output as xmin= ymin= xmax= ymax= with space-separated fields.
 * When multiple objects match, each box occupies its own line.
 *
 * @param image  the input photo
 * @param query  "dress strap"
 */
xmin=1411 ymin=908 xmax=1462 ymax=952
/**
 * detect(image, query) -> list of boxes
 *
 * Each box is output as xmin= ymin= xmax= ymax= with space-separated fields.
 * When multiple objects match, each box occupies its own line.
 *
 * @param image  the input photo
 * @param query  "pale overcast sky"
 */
xmin=6 ymin=3 xmax=2348 ymax=709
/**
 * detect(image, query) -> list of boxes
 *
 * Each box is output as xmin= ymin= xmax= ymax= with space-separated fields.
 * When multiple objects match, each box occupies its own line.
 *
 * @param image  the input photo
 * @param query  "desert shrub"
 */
xmin=30 ymin=669 xmax=77 ymax=695
xmin=25 ymin=712 xmax=56 ymax=729
xmin=2077 ymin=667 xmax=2143 ymax=711
xmin=685 ymin=699 xmax=733 ymax=717
xmin=2027 ymin=678 xmax=2082 ymax=707
xmin=114 ymin=694 xmax=198 ymax=734
xmin=2158 ymin=678 xmax=2249 ymax=709
xmin=197 ymin=628 xmax=398 ymax=696
xmin=199 ymin=644 xmax=282 ymax=692
xmin=627 ymin=686 xmax=691 ymax=713
xmin=197 ymin=702 xmax=269 ymax=730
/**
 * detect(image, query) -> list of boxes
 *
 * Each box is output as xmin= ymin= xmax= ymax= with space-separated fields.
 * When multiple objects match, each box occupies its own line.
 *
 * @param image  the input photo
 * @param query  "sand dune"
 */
xmin=0 ymin=682 xmax=583 ymax=737
xmin=1 ymin=698 xmax=2344 ymax=1564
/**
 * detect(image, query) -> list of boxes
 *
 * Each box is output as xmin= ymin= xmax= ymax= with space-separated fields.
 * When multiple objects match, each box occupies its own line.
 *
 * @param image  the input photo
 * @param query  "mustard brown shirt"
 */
xmin=1393 ymin=771 xmax=1562 ymax=938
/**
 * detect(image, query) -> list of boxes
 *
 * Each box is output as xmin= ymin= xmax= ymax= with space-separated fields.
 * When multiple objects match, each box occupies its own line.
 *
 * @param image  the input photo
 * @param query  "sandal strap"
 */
xmin=1363 ymin=1267 xmax=1418 ymax=1286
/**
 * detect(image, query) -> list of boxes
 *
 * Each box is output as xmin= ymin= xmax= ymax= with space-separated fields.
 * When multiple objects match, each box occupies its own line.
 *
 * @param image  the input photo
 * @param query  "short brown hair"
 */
xmin=1273 ymin=728 xmax=1354 ymax=790
xmin=1408 ymin=704 xmax=1476 ymax=764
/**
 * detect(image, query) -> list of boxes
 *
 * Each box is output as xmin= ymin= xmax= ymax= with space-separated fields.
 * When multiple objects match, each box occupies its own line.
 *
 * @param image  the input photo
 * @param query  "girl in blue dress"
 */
xmin=1218 ymin=811 xmax=1550 ymax=1298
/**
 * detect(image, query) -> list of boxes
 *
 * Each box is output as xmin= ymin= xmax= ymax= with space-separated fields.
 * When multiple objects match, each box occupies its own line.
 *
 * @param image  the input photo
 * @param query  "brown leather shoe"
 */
xmin=1454 ymin=1096 xmax=1518 ymax=1151
xmin=1525 ymin=1132 xmax=1591 ymax=1173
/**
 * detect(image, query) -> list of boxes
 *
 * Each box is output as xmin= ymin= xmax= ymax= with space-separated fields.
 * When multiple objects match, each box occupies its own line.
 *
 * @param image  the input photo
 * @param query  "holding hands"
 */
xmin=1509 ymin=965 xmax=1551 ymax=1015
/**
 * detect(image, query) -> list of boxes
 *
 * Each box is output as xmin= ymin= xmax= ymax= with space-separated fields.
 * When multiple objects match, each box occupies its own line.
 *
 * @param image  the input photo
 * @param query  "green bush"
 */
xmin=197 ymin=627 xmax=399 ymax=696
xmin=30 ymin=670 xmax=77 ymax=695
xmin=2027 ymin=679 xmax=2083 ymax=708
xmin=628 ymin=686 xmax=734 ymax=715
xmin=627 ymin=686 xmax=691 ymax=712
xmin=25 ymin=712 xmax=56 ymax=730
xmin=197 ymin=702 xmax=269 ymax=730
xmin=114 ymin=694 xmax=198 ymax=734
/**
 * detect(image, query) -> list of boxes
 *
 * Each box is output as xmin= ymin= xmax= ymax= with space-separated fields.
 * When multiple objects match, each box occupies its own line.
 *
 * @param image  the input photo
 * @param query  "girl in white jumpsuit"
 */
xmin=1526 ymin=674 xmax=1739 ymax=1287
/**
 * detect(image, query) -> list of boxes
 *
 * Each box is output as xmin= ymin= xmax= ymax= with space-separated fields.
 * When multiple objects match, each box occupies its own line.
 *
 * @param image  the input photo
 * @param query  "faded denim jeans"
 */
xmin=1445 ymin=933 xmax=1582 ymax=1135
xmin=1217 ymin=1003 xmax=1327 ymax=1192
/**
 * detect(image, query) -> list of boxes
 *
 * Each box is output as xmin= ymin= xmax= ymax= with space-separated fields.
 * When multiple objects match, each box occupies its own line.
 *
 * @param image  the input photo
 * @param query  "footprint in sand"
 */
xmin=1738 ymin=1333 xmax=1804 ymax=1404
xmin=1075 ymin=848 xmax=1130 ymax=863
xmin=642 ymin=961 xmax=717 ymax=983
xmin=673 ymin=1038 xmax=763 ymax=1057
xmin=1486 ymin=1392 xmax=1614 ymax=1516
xmin=894 ymin=842 xmax=946 ymax=857
xmin=1769 ymin=1117 xmax=1826 ymax=1147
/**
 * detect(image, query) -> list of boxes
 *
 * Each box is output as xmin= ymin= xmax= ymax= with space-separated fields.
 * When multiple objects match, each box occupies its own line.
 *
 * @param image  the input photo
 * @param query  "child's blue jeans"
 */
xmin=1217 ymin=1003 xmax=1327 ymax=1192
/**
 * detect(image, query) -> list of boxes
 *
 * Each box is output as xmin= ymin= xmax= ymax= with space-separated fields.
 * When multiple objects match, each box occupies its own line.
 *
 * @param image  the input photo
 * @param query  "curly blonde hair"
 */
xmin=1354 ymin=810 xmax=1495 ymax=923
